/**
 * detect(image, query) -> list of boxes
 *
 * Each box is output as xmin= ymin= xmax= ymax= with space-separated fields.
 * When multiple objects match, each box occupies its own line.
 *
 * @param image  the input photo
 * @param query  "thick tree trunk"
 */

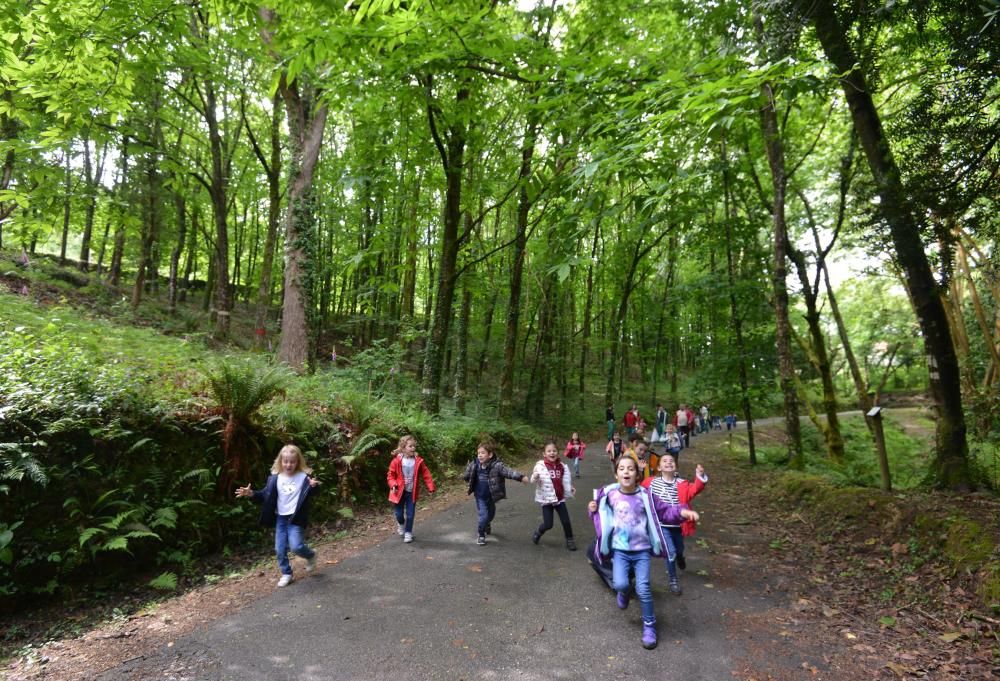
xmin=251 ymin=95 xmax=283 ymax=348
xmin=759 ymin=79 xmax=803 ymax=467
xmin=805 ymin=0 xmax=971 ymax=489
xmin=276 ymin=77 xmax=328 ymax=372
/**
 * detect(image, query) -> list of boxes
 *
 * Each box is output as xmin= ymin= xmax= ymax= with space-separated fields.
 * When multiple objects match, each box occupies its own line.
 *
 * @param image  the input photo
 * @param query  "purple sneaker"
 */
xmin=642 ymin=622 xmax=658 ymax=649
xmin=616 ymin=591 xmax=630 ymax=610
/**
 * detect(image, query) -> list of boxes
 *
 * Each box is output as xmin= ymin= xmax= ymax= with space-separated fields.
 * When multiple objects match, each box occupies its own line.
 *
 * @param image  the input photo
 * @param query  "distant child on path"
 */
xmin=606 ymin=432 xmax=624 ymax=471
xmin=663 ymin=424 xmax=682 ymax=463
xmin=463 ymin=441 xmax=530 ymax=545
xmin=531 ymin=440 xmax=577 ymax=550
xmin=606 ymin=405 xmax=616 ymax=441
xmin=386 ymin=435 xmax=436 ymax=543
xmin=589 ymin=456 xmax=698 ymax=649
xmin=642 ymin=454 xmax=707 ymax=595
xmin=564 ymin=432 xmax=586 ymax=479
xmin=235 ymin=444 xmax=320 ymax=587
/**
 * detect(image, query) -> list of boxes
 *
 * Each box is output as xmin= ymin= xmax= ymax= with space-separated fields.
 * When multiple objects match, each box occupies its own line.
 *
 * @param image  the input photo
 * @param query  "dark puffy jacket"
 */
xmin=462 ymin=457 xmax=525 ymax=501
xmin=251 ymin=473 xmax=314 ymax=528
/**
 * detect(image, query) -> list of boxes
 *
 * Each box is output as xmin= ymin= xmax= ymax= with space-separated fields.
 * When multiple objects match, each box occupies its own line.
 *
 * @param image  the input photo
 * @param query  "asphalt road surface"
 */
xmin=100 ymin=431 xmax=774 ymax=681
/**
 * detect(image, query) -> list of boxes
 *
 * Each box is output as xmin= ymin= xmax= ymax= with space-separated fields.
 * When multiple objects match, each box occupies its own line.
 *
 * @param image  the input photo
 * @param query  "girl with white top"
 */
xmin=530 ymin=440 xmax=577 ymax=550
xmin=236 ymin=444 xmax=320 ymax=587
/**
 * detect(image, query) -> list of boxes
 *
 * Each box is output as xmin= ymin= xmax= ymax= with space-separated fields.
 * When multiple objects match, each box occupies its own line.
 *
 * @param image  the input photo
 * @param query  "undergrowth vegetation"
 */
xmin=0 ymin=291 xmax=534 ymax=610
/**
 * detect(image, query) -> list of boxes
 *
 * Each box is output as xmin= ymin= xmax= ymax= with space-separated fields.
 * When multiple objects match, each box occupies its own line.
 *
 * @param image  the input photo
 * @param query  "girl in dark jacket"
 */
xmin=236 ymin=444 xmax=320 ymax=587
xmin=462 ymin=441 xmax=529 ymax=545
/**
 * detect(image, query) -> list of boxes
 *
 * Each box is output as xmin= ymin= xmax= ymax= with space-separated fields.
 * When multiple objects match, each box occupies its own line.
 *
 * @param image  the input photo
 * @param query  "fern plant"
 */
xmin=205 ymin=360 xmax=289 ymax=494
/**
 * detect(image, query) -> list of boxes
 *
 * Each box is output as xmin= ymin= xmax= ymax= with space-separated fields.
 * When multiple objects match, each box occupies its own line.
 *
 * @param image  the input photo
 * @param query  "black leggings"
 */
xmin=537 ymin=503 xmax=573 ymax=539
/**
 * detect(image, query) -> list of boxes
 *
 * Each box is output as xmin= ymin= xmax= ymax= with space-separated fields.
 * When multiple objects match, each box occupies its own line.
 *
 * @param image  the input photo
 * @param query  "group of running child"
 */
xmin=234 ymin=404 xmax=712 ymax=651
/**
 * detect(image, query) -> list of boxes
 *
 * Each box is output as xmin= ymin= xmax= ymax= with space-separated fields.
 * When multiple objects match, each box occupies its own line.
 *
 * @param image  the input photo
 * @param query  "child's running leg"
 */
xmin=533 ymin=504 xmax=555 ymax=543
xmin=402 ymin=491 xmax=416 ymax=534
xmin=633 ymin=552 xmax=658 ymax=649
xmin=670 ymin=527 xmax=686 ymax=570
xmin=611 ymin=550 xmax=634 ymax=609
xmin=662 ymin=528 xmax=680 ymax=594
xmin=553 ymin=502 xmax=576 ymax=550
xmin=275 ymin=515 xmax=293 ymax=576
xmin=287 ymin=522 xmax=315 ymax=562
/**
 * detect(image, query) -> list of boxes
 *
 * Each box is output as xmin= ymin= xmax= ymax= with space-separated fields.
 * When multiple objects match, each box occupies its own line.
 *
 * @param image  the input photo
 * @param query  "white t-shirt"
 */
xmin=277 ymin=471 xmax=307 ymax=515
xmin=675 ymin=410 xmax=688 ymax=427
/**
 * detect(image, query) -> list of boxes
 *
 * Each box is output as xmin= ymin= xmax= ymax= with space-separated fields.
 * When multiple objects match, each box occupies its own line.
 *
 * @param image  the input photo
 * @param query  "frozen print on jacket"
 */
xmin=607 ymin=488 xmax=651 ymax=551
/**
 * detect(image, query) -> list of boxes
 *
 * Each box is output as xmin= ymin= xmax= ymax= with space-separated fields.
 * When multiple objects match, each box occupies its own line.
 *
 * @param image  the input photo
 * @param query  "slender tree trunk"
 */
xmin=499 ymin=113 xmax=539 ymax=420
xmin=420 ymin=79 xmax=469 ymax=413
xmin=579 ymin=218 xmax=601 ymax=410
xmin=60 ymin=149 xmax=72 ymax=265
xmin=804 ymin=0 xmax=971 ymax=489
xmin=168 ymin=190 xmax=186 ymax=314
xmin=454 ymin=285 xmax=472 ymax=415
xmin=758 ymin=77 xmax=803 ymax=467
xmin=722 ymin=140 xmax=757 ymax=464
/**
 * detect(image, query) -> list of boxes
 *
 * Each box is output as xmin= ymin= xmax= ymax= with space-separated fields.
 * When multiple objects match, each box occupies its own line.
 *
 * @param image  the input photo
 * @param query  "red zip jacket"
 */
xmin=387 ymin=454 xmax=435 ymax=504
xmin=641 ymin=474 xmax=706 ymax=537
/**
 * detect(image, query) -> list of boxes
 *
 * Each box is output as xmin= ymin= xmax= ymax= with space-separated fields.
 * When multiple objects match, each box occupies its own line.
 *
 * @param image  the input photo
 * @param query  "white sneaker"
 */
xmin=396 ymin=523 xmax=405 ymax=536
xmin=403 ymin=532 xmax=413 ymax=543
xmin=277 ymin=574 xmax=293 ymax=587
xmin=304 ymin=555 xmax=316 ymax=572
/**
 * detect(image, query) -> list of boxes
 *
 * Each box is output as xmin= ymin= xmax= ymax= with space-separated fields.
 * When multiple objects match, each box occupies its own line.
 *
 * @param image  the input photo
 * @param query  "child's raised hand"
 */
xmin=695 ymin=463 xmax=706 ymax=478
xmin=235 ymin=484 xmax=252 ymax=498
xmin=588 ymin=500 xmax=598 ymax=513
xmin=308 ymin=476 xmax=321 ymax=488
xmin=681 ymin=509 xmax=700 ymax=522
xmin=521 ymin=476 xmax=530 ymax=485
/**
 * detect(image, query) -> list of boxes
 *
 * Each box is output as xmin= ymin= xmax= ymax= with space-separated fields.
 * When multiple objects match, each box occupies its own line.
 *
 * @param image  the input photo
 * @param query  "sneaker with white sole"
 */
xmin=403 ymin=532 xmax=413 ymax=543
xmin=477 ymin=535 xmax=486 ymax=546
xmin=396 ymin=523 xmax=405 ymax=536
xmin=277 ymin=574 xmax=293 ymax=587
xmin=304 ymin=555 xmax=316 ymax=572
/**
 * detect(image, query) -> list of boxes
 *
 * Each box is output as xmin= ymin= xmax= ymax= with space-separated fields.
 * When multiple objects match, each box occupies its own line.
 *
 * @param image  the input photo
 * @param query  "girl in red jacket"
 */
xmin=642 ymin=453 xmax=707 ymax=595
xmin=387 ymin=435 xmax=436 ymax=543
xmin=564 ymin=432 xmax=586 ymax=479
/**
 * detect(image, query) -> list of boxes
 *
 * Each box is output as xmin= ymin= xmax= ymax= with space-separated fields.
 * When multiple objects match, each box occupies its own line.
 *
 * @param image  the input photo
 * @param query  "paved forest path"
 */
xmin=95 ymin=426 xmax=838 ymax=681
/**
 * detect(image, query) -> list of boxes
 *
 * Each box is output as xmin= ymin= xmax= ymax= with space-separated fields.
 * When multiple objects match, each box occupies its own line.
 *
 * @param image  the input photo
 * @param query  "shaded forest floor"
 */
xmin=4 ymin=421 xmax=997 ymax=680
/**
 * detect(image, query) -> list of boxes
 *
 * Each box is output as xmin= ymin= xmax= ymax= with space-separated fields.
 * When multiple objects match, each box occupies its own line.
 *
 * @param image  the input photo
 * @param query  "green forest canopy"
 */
xmin=1 ymin=0 xmax=997 ymax=491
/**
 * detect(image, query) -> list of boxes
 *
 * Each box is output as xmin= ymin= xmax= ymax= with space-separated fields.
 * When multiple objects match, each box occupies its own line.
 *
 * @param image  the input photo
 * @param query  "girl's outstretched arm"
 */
xmin=235 ymin=484 xmax=253 ymax=498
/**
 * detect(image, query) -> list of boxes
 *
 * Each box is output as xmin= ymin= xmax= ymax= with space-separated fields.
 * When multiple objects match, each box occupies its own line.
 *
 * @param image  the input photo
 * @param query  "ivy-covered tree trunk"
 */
xmin=78 ymin=134 xmax=105 ymax=272
xmin=804 ymin=0 xmax=971 ymax=490
xmin=758 ymin=79 xmax=803 ymax=467
xmin=167 ymin=188 xmax=186 ymax=315
xmin=60 ymin=148 xmax=71 ymax=265
xmin=276 ymin=77 xmax=328 ymax=372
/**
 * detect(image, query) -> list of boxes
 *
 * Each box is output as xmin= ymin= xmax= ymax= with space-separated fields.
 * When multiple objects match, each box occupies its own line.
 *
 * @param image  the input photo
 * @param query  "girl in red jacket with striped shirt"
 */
xmin=387 ymin=435 xmax=436 ymax=543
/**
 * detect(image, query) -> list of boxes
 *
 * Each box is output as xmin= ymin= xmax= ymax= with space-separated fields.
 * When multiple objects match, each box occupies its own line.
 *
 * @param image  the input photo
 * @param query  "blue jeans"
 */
xmin=275 ymin=514 xmax=315 ymax=576
xmin=394 ymin=490 xmax=416 ymax=533
xmin=475 ymin=495 xmax=495 ymax=536
xmin=570 ymin=457 xmax=580 ymax=476
xmin=612 ymin=550 xmax=655 ymax=624
xmin=662 ymin=526 xmax=684 ymax=581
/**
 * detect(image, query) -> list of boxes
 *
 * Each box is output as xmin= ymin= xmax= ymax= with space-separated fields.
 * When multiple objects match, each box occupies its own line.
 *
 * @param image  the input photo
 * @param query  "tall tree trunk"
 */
xmin=60 ymin=149 xmax=72 ymax=265
xmin=499 ymin=115 xmax=539 ymax=419
xmin=167 ymin=190 xmax=186 ymax=314
xmin=453 ymin=285 xmax=472 ymax=415
xmin=804 ymin=0 xmax=971 ymax=489
xmin=722 ymin=139 xmax=757 ymax=464
xmin=420 ymin=78 xmax=469 ymax=413
xmin=758 ymin=77 xmax=803 ymax=467
xmin=275 ymin=75 xmax=328 ymax=371
xmin=579 ymin=218 xmax=601 ymax=410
